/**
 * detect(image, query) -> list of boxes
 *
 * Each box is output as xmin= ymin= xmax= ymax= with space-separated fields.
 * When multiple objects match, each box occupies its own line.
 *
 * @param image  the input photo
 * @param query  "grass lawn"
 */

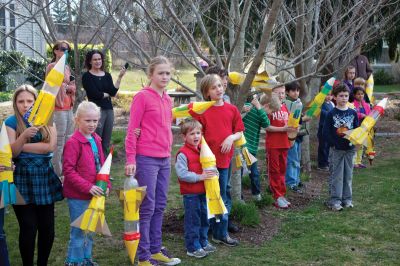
xmin=374 ymin=84 xmax=400 ymax=93
xmin=4 ymin=132 xmax=400 ymax=265
xmin=111 ymin=68 xmax=197 ymax=92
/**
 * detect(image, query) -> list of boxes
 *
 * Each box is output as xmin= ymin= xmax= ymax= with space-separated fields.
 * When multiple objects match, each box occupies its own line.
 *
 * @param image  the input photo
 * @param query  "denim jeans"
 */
xmin=0 ymin=208 xmax=10 ymax=266
xmin=183 ymin=194 xmax=209 ymax=252
xmin=318 ymin=136 xmax=330 ymax=168
xmin=66 ymin=199 xmax=93 ymax=263
xmin=329 ymin=148 xmax=356 ymax=206
xmin=285 ymin=140 xmax=301 ymax=188
xmin=210 ymin=168 xmax=230 ymax=240
xmin=249 ymin=152 xmax=261 ymax=195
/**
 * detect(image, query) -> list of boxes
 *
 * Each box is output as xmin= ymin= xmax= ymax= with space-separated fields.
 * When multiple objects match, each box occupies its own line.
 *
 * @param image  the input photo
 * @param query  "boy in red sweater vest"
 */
xmin=175 ymin=120 xmax=217 ymax=259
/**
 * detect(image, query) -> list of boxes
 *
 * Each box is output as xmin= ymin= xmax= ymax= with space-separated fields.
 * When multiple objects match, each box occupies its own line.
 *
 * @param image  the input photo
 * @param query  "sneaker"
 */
xmin=83 ymin=259 xmax=98 ymax=266
xmin=228 ymin=221 xmax=240 ymax=233
xmin=202 ymin=243 xmax=217 ymax=253
xmin=330 ymin=203 xmax=343 ymax=211
xmin=282 ymin=197 xmax=291 ymax=207
xmin=211 ymin=235 xmax=239 ymax=247
xmin=343 ymin=202 xmax=354 ymax=208
xmin=317 ymin=166 xmax=329 ymax=171
xmin=290 ymin=186 xmax=303 ymax=194
xmin=354 ymin=164 xmax=367 ymax=169
xmin=252 ymin=194 xmax=262 ymax=201
xmin=138 ymin=259 xmax=160 ymax=266
xmin=186 ymin=248 xmax=207 ymax=258
xmin=151 ymin=247 xmax=181 ymax=265
xmin=274 ymin=197 xmax=289 ymax=209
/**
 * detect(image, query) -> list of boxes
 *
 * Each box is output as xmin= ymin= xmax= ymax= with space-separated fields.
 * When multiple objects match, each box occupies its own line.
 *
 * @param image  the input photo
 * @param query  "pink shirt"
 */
xmin=125 ymin=87 xmax=173 ymax=165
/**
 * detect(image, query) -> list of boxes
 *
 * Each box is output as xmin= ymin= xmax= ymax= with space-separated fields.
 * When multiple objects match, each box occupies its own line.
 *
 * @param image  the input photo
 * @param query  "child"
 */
xmin=352 ymin=87 xmax=371 ymax=169
xmin=354 ymin=77 xmax=371 ymax=104
xmin=242 ymin=95 xmax=271 ymax=201
xmin=175 ymin=120 xmax=217 ymax=258
xmin=205 ymin=66 xmax=230 ymax=103
xmin=264 ymin=85 xmax=297 ymax=209
xmin=190 ymin=74 xmax=244 ymax=246
xmin=5 ymin=85 xmax=63 ymax=266
xmin=62 ymin=101 xmax=108 ymax=266
xmin=0 ymin=164 xmax=10 ymax=266
xmin=317 ymin=90 xmax=335 ymax=171
xmin=284 ymin=81 xmax=305 ymax=193
xmin=125 ymin=56 xmax=181 ymax=266
xmin=323 ymin=84 xmax=358 ymax=211
xmin=343 ymin=65 xmax=356 ymax=102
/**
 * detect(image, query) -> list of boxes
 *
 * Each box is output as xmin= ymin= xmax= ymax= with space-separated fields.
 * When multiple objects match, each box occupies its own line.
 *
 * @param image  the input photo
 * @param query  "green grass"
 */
xmin=374 ymin=83 xmax=400 ymax=93
xmin=111 ymin=68 xmax=197 ymax=92
xmin=4 ymin=132 xmax=400 ymax=265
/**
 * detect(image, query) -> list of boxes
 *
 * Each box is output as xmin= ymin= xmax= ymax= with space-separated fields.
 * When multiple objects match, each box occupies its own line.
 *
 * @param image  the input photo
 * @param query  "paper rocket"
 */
xmin=284 ymin=98 xmax=303 ymax=145
xmin=71 ymin=148 xmax=113 ymax=236
xmin=233 ymin=135 xmax=257 ymax=172
xmin=118 ymin=176 xmax=146 ymax=264
xmin=229 ymin=71 xmax=277 ymax=90
xmin=28 ymin=53 xmax=67 ymax=126
xmin=306 ymin=77 xmax=335 ymax=118
xmin=365 ymin=128 xmax=376 ymax=165
xmin=0 ymin=123 xmax=25 ymax=208
xmin=344 ymin=98 xmax=388 ymax=147
xmin=199 ymin=137 xmax=227 ymax=221
xmin=366 ymin=74 xmax=374 ymax=104
xmin=172 ymin=101 xmax=215 ymax=119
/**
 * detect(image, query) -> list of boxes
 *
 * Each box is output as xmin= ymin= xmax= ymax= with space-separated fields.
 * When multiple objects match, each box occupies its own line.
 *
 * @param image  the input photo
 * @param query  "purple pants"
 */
xmin=135 ymin=155 xmax=171 ymax=261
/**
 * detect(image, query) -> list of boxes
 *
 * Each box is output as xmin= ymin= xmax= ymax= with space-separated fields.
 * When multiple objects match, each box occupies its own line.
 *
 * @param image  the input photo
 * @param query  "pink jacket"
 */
xmin=353 ymin=99 xmax=371 ymax=123
xmin=125 ymin=87 xmax=173 ymax=165
xmin=62 ymin=130 xmax=108 ymax=200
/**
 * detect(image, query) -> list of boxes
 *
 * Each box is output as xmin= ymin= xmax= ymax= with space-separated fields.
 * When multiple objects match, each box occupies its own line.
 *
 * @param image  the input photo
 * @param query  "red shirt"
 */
xmin=190 ymin=103 xmax=244 ymax=168
xmin=266 ymin=104 xmax=290 ymax=149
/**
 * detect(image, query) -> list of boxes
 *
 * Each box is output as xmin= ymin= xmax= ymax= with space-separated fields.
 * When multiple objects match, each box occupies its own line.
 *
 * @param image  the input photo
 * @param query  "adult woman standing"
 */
xmin=47 ymin=40 xmax=76 ymax=178
xmin=82 ymin=50 xmax=126 ymax=155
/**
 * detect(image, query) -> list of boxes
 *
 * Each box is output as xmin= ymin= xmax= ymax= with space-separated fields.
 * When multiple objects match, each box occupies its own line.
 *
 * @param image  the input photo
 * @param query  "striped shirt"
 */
xmin=243 ymin=106 xmax=270 ymax=155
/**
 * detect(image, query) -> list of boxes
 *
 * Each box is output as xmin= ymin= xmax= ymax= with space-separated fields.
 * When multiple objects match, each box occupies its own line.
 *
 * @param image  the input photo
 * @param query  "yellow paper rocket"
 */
xmin=172 ymin=101 xmax=215 ymax=119
xmin=28 ymin=53 xmax=66 ymax=126
xmin=200 ymin=137 xmax=227 ymax=221
xmin=0 ymin=123 xmax=25 ymax=208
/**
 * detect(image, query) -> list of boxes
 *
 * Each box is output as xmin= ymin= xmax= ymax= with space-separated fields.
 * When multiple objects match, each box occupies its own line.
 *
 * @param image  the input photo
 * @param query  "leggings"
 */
xmin=13 ymin=204 xmax=55 ymax=266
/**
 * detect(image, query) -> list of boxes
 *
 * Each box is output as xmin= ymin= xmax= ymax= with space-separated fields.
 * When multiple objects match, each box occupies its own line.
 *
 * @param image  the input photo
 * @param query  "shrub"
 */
xmin=0 ymin=50 xmax=27 ymax=91
xmin=0 ymin=91 xmax=12 ymax=101
xmin=241 ymin=174 xmax=251 ymax=189
xmin=230 ymin=200 xmax=260 ymax=227
xmin=46 ymin=43 xmax=112 ymax=73
xmin=374 ymin=69 xmax=394 ymax=85
xmin=254 ymin=194 xmax=274 ymax=208
xmin=25 ymin=58 xmax=47 ymax=88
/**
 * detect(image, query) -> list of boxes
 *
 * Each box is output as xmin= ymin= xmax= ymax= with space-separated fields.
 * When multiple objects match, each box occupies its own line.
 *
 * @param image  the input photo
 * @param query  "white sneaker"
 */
xmin=252 ymin=194 xmax=262 ymax=201
xmin=330 ymin=203 xmax=343 ymax=211
xmin=274 ymin=197 xmax=289 ymax=209
xmin=343 ymin=202 xmax=353 ymax=208
xmin=283 ymin=197 xmax=291 ymax=207
xmin=187 ymin=248 xmax=207 ymax=258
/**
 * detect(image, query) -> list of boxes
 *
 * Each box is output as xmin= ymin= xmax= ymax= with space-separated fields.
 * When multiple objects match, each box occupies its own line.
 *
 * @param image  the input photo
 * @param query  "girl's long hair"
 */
xmin=200 ymin=74 xmax=221 ymax=101
xmin=12 ymin=85 xmax=51 ymax=143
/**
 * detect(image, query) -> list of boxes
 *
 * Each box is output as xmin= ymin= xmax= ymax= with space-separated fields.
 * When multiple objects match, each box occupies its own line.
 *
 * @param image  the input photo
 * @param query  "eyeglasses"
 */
xmin=57 ymin=47 xmax=69 ymax=52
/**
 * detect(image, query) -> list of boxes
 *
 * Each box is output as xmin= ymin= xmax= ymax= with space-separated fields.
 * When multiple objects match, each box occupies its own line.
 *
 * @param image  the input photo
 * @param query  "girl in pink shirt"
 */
xmin=353 ymin=87 xmax=371 ymax=168
xmin=125 ymin=56 xmax=180 ymax=266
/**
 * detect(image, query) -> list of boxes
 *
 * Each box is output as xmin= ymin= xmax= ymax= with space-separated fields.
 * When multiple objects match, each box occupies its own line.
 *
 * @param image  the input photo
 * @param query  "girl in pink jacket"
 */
xmin=62 ymin=101 xmax=109 ymax=266
xmin=353 ymin=87 xmax=371 ymax=169
xmin=125 ymin=56 xmax=181 ymax=266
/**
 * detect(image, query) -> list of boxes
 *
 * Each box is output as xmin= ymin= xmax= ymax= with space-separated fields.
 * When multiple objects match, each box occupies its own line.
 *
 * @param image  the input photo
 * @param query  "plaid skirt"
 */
xmin=14 ymin=157 xmax=64 ymax=205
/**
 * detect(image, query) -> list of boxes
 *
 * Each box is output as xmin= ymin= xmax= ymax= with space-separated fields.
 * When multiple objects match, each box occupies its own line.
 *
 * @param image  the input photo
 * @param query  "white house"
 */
xmin=0 ymin=0 xmax=46 ymax=58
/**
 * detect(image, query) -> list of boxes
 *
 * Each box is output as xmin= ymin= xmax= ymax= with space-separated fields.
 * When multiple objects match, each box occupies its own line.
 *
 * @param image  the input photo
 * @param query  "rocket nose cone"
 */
xmin=377 ymin=98 xmax=388 ymax=108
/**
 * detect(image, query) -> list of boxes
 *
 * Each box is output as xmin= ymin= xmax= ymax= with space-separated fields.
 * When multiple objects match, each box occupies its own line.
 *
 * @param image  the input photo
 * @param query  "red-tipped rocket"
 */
xmin=71 ymin=148 xmax=113 ymax=236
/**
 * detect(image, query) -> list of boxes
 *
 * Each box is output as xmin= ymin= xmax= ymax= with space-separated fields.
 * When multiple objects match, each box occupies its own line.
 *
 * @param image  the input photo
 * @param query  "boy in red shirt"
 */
xmin=264 ymin=85 xmax=297 ymax=209
xmin=190 ymin=74 xmax=244 ymax=246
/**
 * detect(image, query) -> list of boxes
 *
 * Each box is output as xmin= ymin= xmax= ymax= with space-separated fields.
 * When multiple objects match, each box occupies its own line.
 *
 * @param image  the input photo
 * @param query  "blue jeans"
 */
xmin=210 ymin=168 xmax=230 ymax=240
xmin=183 ymin=194 xmax=209 ymax=252
xmin=318 ymin=136 xmax=330 ymax=168
xmin=66 ymin=199 xmax=94 ymax=263
xmin=285 ymin=140 xmax=301 ymax=188
xmin=249 ymin=152 xmax=261 ymax=195
xmin=0 ymin=208 xmax=10 ymax=266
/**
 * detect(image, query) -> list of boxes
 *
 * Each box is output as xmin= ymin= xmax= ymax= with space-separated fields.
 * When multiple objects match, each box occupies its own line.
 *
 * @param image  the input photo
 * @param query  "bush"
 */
xmin=254 ymin=194 xmax=274 ymax=208
xmin=46 ymin=43 xmax=112 ymax=73
xmin=25 ymin=58 xmax=47 ymax=88
xmin=0 ymin=50 xmax=27 ymax=91
xmin=374 ymin=69 xmax=394 ymax=85
xmin=230 ymin=200 xmax=260 ymax=227
xmin=0 ymin=91 xmax=13 ymax=101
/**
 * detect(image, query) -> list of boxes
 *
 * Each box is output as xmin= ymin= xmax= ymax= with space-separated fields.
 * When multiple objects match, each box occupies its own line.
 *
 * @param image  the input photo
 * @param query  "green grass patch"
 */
xmin=111 ymin=68 xmax=197 ymax=91
xmin=374 ymin=83 xmax=400 ymax=93
xmin=254 ymin=194 xmax=274 ymax=208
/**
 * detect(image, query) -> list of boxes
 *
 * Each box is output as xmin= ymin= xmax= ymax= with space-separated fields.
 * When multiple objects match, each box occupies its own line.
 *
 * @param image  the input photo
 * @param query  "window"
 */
xmin=0 ymin=3 xmax=16 ymax=50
